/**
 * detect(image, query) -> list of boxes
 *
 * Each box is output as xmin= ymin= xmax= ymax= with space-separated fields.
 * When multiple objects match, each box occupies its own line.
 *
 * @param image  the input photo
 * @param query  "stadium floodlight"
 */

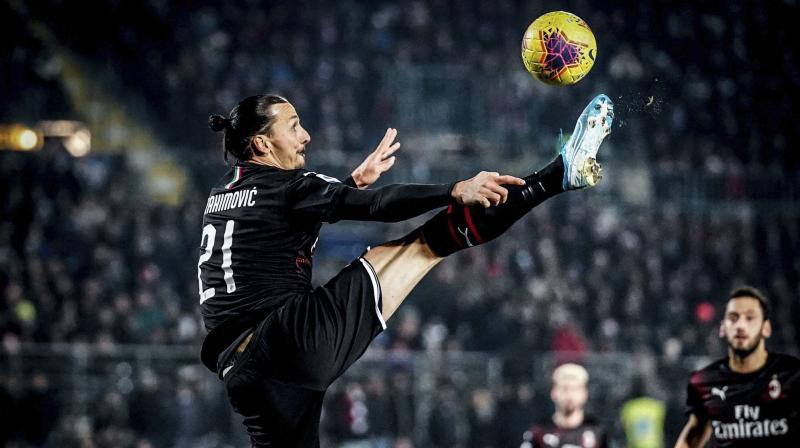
xmin=0 ymin=124 xmax=44 ymax=151
xmin=63 ymin=128 xmax=91 ymax=157
xmin=38 ymin=120 xmax=92 ymax=157
xmin=0 ymin=121 xmax=92 ymax=156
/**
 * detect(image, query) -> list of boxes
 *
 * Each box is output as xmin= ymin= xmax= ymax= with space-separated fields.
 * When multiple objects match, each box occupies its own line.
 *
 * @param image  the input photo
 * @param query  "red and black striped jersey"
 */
xmin=197 ymin=162 xmax=452 ymax=372
xmin=686 ymin=352 xmax=800 ymax=447
xmin=521 ymin=416 xmax=608 ymax=448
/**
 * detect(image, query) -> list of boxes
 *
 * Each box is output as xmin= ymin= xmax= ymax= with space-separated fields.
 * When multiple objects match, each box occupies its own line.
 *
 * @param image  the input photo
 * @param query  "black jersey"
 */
xmin=686 ymin=352 xmax=800 ymax=447
xmin=521 ymin=416 xmax=607 ymax=448
xmin=198 ymin=162 xmax=452 ymax=372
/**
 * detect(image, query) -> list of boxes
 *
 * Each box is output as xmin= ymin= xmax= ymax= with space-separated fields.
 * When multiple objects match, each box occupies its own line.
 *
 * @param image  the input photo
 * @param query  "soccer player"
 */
xmin=198 ymin=93 xmax=614 ymax=446
xmin=674 ymin=286 xmax=800 ymax=447
xmin=521 ymin=363 xmax=608 ymax=448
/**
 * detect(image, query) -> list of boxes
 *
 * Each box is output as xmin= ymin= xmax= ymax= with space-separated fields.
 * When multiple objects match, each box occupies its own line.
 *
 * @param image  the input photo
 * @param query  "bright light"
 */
xmin=16 ymin=129 xmax=39 ymax=150
xmin=0 ymin=124 xmax=43 ymax=151
xmin=38 ymin=120 xmax=92 ymax=156
xmin=64 ymin=129 xmax=91 ymax=157
xmin=1 ymin=121 xmax=90 ymax=154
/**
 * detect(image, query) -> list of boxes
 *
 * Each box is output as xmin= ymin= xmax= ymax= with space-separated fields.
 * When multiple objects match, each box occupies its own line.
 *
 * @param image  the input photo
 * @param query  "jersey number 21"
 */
xmin=198 ymin=220 xmax=236 ymax=303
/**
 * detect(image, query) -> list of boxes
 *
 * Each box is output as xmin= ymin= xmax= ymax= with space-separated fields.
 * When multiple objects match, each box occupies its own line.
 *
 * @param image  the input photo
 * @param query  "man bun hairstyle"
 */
xmin=208 ymin=114 xmax=230 ymax=132
xmin=209 ymin=94 xmax=289 ymax=163
xmin=729 ymin=285 xmax=770 ymax=320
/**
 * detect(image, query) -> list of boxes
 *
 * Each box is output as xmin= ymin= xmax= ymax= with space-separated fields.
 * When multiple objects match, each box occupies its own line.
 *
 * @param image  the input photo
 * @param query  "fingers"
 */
xmin=494 ymin=174 xmax=526 ymax=186
xmin=380 ymin=128 xmax=394 ymax=145
xmin=460 ymin=171 xmax=525 ymax=207
xmin=484 ymin=173 xmax=523 ymax=205
xmin=479 ymin=173 xmax=516 ymax=204
xmin=479 ymin=187 xmax=503 ymax=206
xmin=487 ymin=184 xmax=509 ymax=203
xmin=379 ymin=128 xmax=398 ymax=150
xmin=375 ymin=129 xmax=400 ymax=162
xmin=383 ymin=142 xmax=400 ymax=160
xmin=381 ymin=156 xmax=396 ymax=170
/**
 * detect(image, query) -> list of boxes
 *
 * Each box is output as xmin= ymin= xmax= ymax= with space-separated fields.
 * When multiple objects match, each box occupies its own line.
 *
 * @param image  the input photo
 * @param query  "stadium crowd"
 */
xmin=6 ymin=0 xmax=799 ymax=174
xmin=162 ymin=0 xmax=797 ymax=173
xmin=1 ymin=0 xmax=799 ymax=446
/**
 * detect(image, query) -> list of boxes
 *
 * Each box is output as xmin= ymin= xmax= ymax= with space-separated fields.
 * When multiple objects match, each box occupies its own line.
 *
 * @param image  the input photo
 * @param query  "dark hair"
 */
xmin=728 ymin=286 xmax=770 ymax=320
xmin=208 ymin=94 xmax=289 ymax=162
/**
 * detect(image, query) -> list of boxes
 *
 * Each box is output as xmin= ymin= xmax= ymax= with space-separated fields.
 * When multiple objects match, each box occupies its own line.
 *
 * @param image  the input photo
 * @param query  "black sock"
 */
xmin=421 ymin=156 xmax=565 ymax=257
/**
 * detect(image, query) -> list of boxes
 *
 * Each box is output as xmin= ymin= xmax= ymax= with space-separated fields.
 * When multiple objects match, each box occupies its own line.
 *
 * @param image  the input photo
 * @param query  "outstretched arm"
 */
xmin=289 ymin=171 xmax=524 ymax=223
xmin=349 ymin=128 xmax=401 ymax=189
xmin=674 ymin=414 xmax=711 ymax=448
xmin=331 ymin=171 xmax=524 ymax=222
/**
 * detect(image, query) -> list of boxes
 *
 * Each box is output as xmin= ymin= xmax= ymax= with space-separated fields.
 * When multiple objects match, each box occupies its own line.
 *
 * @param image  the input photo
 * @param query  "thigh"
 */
xmin=363 ymin=229 xmax=443 ymax=321
xmin=255 ymin=259 xmax=388 ymax=390
xmin=223 ymin=259 xmax=395 ymax=445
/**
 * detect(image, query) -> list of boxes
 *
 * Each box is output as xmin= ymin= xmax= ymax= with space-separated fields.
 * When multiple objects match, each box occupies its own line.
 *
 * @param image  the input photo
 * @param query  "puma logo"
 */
xmin=457 ymin=227 xmax=474 ymax=247
xmin=711 ymin=386 xmax=728 ymax=401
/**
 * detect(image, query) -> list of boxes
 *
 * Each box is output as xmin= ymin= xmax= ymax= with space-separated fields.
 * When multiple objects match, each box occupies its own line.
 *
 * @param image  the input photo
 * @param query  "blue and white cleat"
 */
xmin=560 ymin=94 xmax=614 ymax=190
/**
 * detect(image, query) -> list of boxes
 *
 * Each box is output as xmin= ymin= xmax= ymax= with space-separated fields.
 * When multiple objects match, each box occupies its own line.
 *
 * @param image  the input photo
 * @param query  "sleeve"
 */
xmin=685 ymin=372 xmax=706 ymax=418
xmin=288 ymin=171 xmax=453 ymax=223
xmin=286 ymin=172 xmax=349 ymax=222
xmin=343 ymin=176 xmax=358 ymax=188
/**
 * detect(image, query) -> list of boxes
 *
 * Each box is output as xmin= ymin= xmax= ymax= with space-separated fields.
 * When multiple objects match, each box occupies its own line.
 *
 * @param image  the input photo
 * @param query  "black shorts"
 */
xmin=223 ymin=257 xmax=386 ymax=447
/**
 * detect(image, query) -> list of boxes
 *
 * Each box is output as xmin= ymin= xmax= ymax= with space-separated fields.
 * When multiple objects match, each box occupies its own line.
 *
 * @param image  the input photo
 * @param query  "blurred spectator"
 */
xmin=173 ymin=371 xmax=207 ymax=448
xmin=0 ymin=374 xmax=16 ymax=445
xmin=128 ymin=368 xmax=174 ymax=447
xmin=467 ymin=387 xmax=499 ymax=447
xmin=428 ymin=378 xmax=466 ymax=447
xmin=496 ymin=383 xmax=541 ymax=448
xmin=17 ymin=372 xmax=59 ymax=446
xmin=365 ymin=373 xmax=394 ymax=447
xmin=388 ymin=369 xmax=416 ymax=439
xmin=326 ymin=381 xmax=372 ymax=447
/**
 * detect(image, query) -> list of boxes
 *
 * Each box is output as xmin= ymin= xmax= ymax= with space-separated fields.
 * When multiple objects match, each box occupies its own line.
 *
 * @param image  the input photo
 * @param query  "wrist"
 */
xmin=350 ymin=170 xmax=368 ymax=189
xmin=448 ymin=181 xmax=461 ymax=203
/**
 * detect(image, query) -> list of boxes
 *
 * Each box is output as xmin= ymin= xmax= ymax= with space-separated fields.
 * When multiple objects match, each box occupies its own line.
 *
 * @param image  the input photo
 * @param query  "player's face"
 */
xmin=261 ymin=102 xmax=311 ymax=169
xmin=720 ymin=297 xmax=770 ymax=357
xmin=551 ymin=379 xmax=588 ymax=414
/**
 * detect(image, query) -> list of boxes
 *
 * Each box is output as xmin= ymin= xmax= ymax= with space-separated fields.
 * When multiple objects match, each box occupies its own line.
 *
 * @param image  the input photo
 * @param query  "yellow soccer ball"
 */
xmin=521 ymin=11 xmax=597 ymax=86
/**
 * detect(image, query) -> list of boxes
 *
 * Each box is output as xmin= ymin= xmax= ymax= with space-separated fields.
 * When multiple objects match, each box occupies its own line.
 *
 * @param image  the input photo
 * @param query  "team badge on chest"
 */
xmin=768 ymin=375 xmax=781 ymax=399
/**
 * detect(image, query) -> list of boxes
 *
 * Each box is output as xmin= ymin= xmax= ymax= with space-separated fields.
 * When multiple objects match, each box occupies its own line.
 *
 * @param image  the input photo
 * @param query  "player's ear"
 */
xmin=718 ymin=321 xmax=726 ymax=338
xmin=762 ymin=319 xmax=772 ymax=338
xmin=252 ymin=135 xmax=270 ymax=155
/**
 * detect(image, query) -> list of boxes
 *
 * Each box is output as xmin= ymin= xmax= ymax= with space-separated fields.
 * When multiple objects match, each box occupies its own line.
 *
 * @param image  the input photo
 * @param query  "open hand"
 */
xmin=451 ymin=171 xmax=526 ymax=207
xmin=350 ymin=128 xmax=401 ymax=189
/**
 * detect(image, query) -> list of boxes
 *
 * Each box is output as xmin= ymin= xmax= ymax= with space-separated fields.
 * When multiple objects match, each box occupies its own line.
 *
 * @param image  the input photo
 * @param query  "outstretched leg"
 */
xmin=365 ymin=94 xmax=614 ymax=321
xmin=364 ymin=155 xmax=564 ymax=320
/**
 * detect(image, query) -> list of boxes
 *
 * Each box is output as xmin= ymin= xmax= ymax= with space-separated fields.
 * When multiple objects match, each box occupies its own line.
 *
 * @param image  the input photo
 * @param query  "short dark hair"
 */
xmin=728 ymin=286 xmax=770 ymax=320
xmin=208 ymin=94 xmax=289 ymax=163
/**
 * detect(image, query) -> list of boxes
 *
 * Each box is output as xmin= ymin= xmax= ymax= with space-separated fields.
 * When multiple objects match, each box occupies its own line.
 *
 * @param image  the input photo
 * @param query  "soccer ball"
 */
xmin=521 ymin=11 xmax=597 ymax=86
